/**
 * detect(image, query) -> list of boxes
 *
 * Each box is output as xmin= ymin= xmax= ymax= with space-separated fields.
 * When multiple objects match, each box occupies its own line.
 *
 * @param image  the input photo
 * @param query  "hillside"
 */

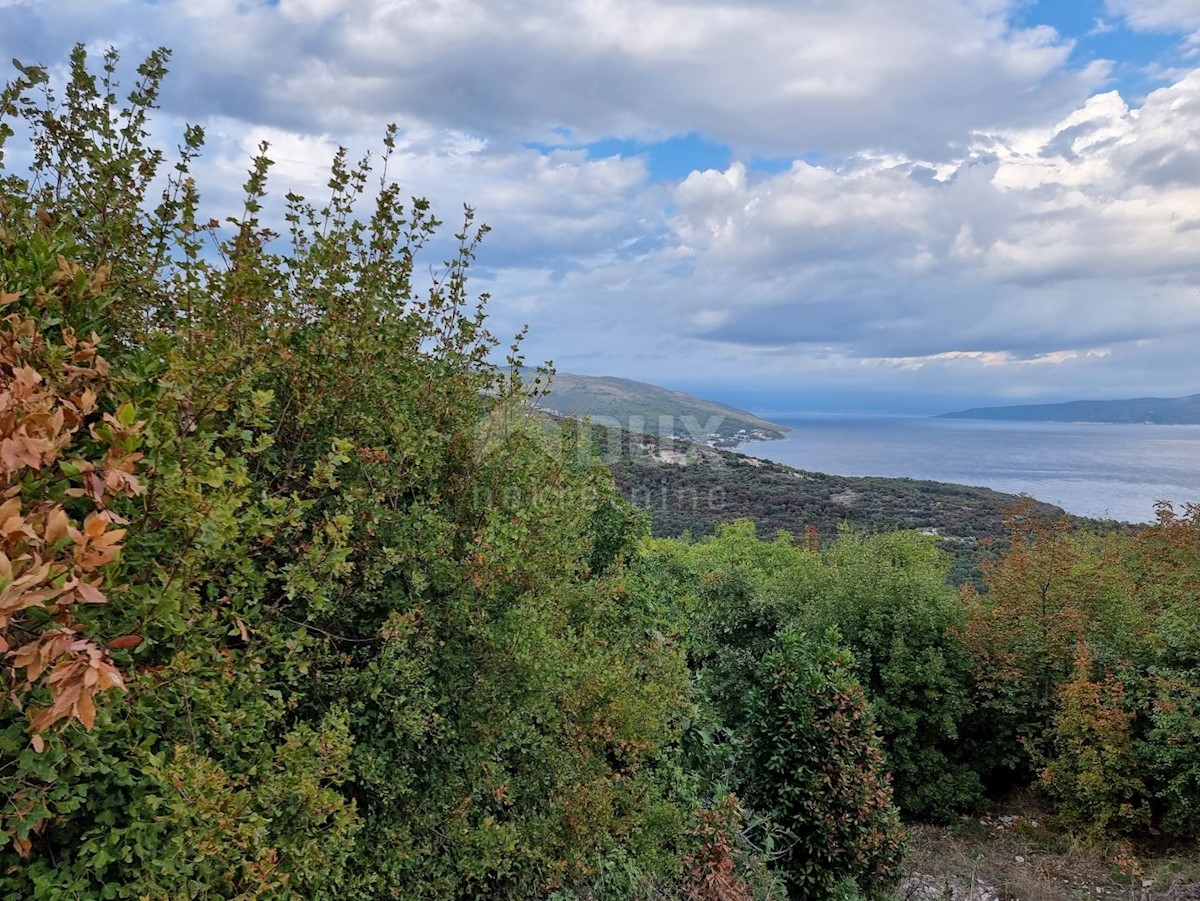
xmin=939 ymin=393 xmax=1200 ymax=424
xmin=535 ymin=370 xmax=789 ymax=446
xmin=590 ymin=425 xmax=1104 ymax=585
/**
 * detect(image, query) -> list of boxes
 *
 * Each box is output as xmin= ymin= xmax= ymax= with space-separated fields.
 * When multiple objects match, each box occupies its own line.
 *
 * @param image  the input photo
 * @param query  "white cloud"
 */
xmin=1107 ymin=0 xmax=1200 ymax=35
xmin=476 ymin=69 xmax=1200 ymax=401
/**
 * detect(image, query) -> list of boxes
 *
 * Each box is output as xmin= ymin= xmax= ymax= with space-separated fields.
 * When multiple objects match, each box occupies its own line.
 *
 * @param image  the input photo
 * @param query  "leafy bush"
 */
xmin=651 ymin=521 xmax=825 ymax=726
xmin=962 ymin=500 xmax=1200 ymax=838
xmin=814 ymin=531 xmax=982 ymax=820
xmin=1039 ymin=644 xmax=1148 ymax=836
xmin=1137 ymin=668 xmax=1200 ymax=837
xmin=959 ymin=500 xmax=1133 ymax=788
xmin=0 ymin=46 xmax=696 ymax=899
xmin=743 ymin=629 xmax=906 ymax=899
xmin=652 ymin=523 xmax=982 ymax=821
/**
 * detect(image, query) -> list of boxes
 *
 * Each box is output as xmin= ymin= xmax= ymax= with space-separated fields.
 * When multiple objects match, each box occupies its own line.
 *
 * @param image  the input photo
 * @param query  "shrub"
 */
xmin=1039 ymin=644 xmax=1148 ymax=836
xmin=743 ymin=629 xmax=906 ymax=900
xmin=816 ymin=531 xmax=983 ymax=820
xmin=0 ymin=46 xmax=696 ymax=899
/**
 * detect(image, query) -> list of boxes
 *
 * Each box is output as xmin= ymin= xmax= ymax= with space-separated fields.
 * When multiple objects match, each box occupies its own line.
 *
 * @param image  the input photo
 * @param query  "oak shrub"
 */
xmin=0 ymin=47 xmax=694 ymax=899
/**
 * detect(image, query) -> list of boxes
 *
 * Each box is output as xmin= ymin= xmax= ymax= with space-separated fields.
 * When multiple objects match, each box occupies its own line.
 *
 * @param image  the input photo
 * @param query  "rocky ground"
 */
xmin=896 ymin=805 xmax=1200 ymax=901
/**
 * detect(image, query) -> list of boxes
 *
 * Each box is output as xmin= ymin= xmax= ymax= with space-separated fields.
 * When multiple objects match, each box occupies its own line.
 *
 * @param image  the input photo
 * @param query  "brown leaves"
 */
xmin=0 ymin=318 xmax=115 ymax=487
xmin=12 ymin=629 xmax=125 ymax=735
xmin=70 ymin=511 xmax=127 ymax=569
xmin=0 ymin=305 xmax=143 ymax=741
xmin=681 ymin=796 xmax=754 ymax=901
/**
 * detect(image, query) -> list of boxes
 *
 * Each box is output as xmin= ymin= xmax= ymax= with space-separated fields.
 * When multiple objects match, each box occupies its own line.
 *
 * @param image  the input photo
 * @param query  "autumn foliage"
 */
xmin=960 ymin=499 xmax=1200 ymax=838
xmin=0 ymin=258 xmax=144 ymax=747
xmin=680 ymin=795 xmax=755 ymax=901
xmin=1040 ymin=643 xmax=1147 ymax=836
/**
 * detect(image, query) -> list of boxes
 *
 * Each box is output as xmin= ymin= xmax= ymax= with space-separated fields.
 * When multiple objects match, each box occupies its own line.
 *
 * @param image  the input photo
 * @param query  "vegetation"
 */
xmin=599 ymin=427 xmax=1089 ymax=586
xmin=0 ymin=47 xmax=692 ymax=899
xmin=1 ymin=47 xmax=1197 ymax=901
xmin=532 ymin=371 xmax=789 ymax=445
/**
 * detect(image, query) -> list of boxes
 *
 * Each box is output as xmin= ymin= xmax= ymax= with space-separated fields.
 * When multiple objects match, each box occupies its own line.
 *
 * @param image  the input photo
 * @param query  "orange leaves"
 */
xmin=0 ymin=551 xmax=59 ymax=625
xmin=0 ymin=406 xmax=69 ymax=476
xmin=0 ymin=316 xmax=118 ymax=488
xmin=43 ymin=504 xmax=69 ymax=542
xmin=1039 ymin=642 xmax=1148 ymax=834
xmin=11 ymin=629 xmax=79 ymax=683
xmin=71 ymin=511 xmax=127 ymax=570
xmin=354 ymin=444 xmax=390 ymax=465
xmin=73 ymin=578 xmax=106 ymax=604
xmin=0 ymin=304 xmax=143 ymax=741
xmin=11 ymin=629 xmax=126 ymax=735
xmin=0 ymin=502 xmax=127 ymax=622
xmin=962 ymin=500 xmax=1092 ymax=685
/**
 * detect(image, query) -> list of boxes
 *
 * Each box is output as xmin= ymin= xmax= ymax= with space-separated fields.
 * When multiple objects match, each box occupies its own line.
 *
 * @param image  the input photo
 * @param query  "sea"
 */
xmin=742 ymin=414 xmax=1200 ymax=524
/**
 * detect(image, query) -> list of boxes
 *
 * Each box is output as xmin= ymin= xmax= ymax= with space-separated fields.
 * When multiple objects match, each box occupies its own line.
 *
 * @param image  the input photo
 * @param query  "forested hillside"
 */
xmin=531 ymin=371 xmax=789 ymax=446
xmin=594 ymin=426 xmax=1083 ymax=585
xmin=1 ymin=49 xmax=1197 ymax=901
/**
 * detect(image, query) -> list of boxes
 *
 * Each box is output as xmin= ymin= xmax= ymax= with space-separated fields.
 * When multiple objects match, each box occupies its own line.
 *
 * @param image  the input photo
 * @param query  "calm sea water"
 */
xmin=743 ymin=415 xmax=1200 ymax=524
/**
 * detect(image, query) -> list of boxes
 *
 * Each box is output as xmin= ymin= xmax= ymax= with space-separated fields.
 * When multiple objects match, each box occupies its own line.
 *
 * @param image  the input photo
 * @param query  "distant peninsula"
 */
xmin=531 ymin=371 xmax=789 ymax=447
xmin=939 ymin=393 xmax=1200 ymax=424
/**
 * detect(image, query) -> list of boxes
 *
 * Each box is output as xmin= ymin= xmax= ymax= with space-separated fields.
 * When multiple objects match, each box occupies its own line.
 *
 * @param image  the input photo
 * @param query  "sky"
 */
xmin=4 ymin=0 xmax=1200 ymax=414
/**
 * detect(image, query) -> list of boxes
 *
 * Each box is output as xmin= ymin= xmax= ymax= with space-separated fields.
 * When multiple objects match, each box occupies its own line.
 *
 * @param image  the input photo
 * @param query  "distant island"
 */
xmin=939 ymin=393 xmax=1200 ymax=424
xmin=531 ymin=370 xmax=789 ymax=447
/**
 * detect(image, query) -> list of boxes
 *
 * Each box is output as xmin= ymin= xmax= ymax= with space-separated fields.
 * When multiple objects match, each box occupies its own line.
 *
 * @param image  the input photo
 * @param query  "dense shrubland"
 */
xmin=0 ymin=48 xmax=1196 ymax=901
xmin=602 ymin=429 xmax=1082 ymax=587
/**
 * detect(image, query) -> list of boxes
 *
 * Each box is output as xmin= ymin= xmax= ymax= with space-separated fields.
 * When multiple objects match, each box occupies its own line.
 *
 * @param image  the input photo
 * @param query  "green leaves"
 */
xmin=9 ymin=59 xmax=48 ymax=86
xmin=744 ymin=629 xmax=906 ymax=899
xmin=0 ymin=43 xmax=701 ymax=900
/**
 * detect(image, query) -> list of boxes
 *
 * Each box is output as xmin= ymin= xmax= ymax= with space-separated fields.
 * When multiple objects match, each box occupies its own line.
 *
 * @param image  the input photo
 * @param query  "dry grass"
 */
xmin=896 ymin=799 xmax=1200 ymax=900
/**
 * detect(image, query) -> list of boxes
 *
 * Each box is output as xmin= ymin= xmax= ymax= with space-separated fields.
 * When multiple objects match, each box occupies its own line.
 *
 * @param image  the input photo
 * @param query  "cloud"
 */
xmin=3 ymin=0 xmax=1108 ymax=158
xmin=4 ymin=1 xmax=1200 ymax=409
xmin=619 ymin=73 xmax=1200 ymax=363
xmin=446 ymin=68 xmax=1200 ymax=412
xmin=1107 ymin=0 xmax=1200 ymax=36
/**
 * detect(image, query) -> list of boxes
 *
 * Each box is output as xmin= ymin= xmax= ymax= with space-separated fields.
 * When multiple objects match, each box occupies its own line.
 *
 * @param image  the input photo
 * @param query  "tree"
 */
xmin=815 ymin=531 xmax=982 ymax=820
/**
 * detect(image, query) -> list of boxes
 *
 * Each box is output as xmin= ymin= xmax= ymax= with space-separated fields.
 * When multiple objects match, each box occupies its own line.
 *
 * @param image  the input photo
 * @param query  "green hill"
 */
xmin=939 ymin=393 xmax=1200 ymax=424
xmin=533 ymin=371 xmax=789 ymax=446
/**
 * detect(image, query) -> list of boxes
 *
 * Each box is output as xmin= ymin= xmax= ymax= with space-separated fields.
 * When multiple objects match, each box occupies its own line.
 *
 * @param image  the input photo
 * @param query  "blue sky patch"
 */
xmin=1021 ymin=0 xmax=1186 ymax=99
xmin=528 ymin=132 xmax=732 ymax=181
